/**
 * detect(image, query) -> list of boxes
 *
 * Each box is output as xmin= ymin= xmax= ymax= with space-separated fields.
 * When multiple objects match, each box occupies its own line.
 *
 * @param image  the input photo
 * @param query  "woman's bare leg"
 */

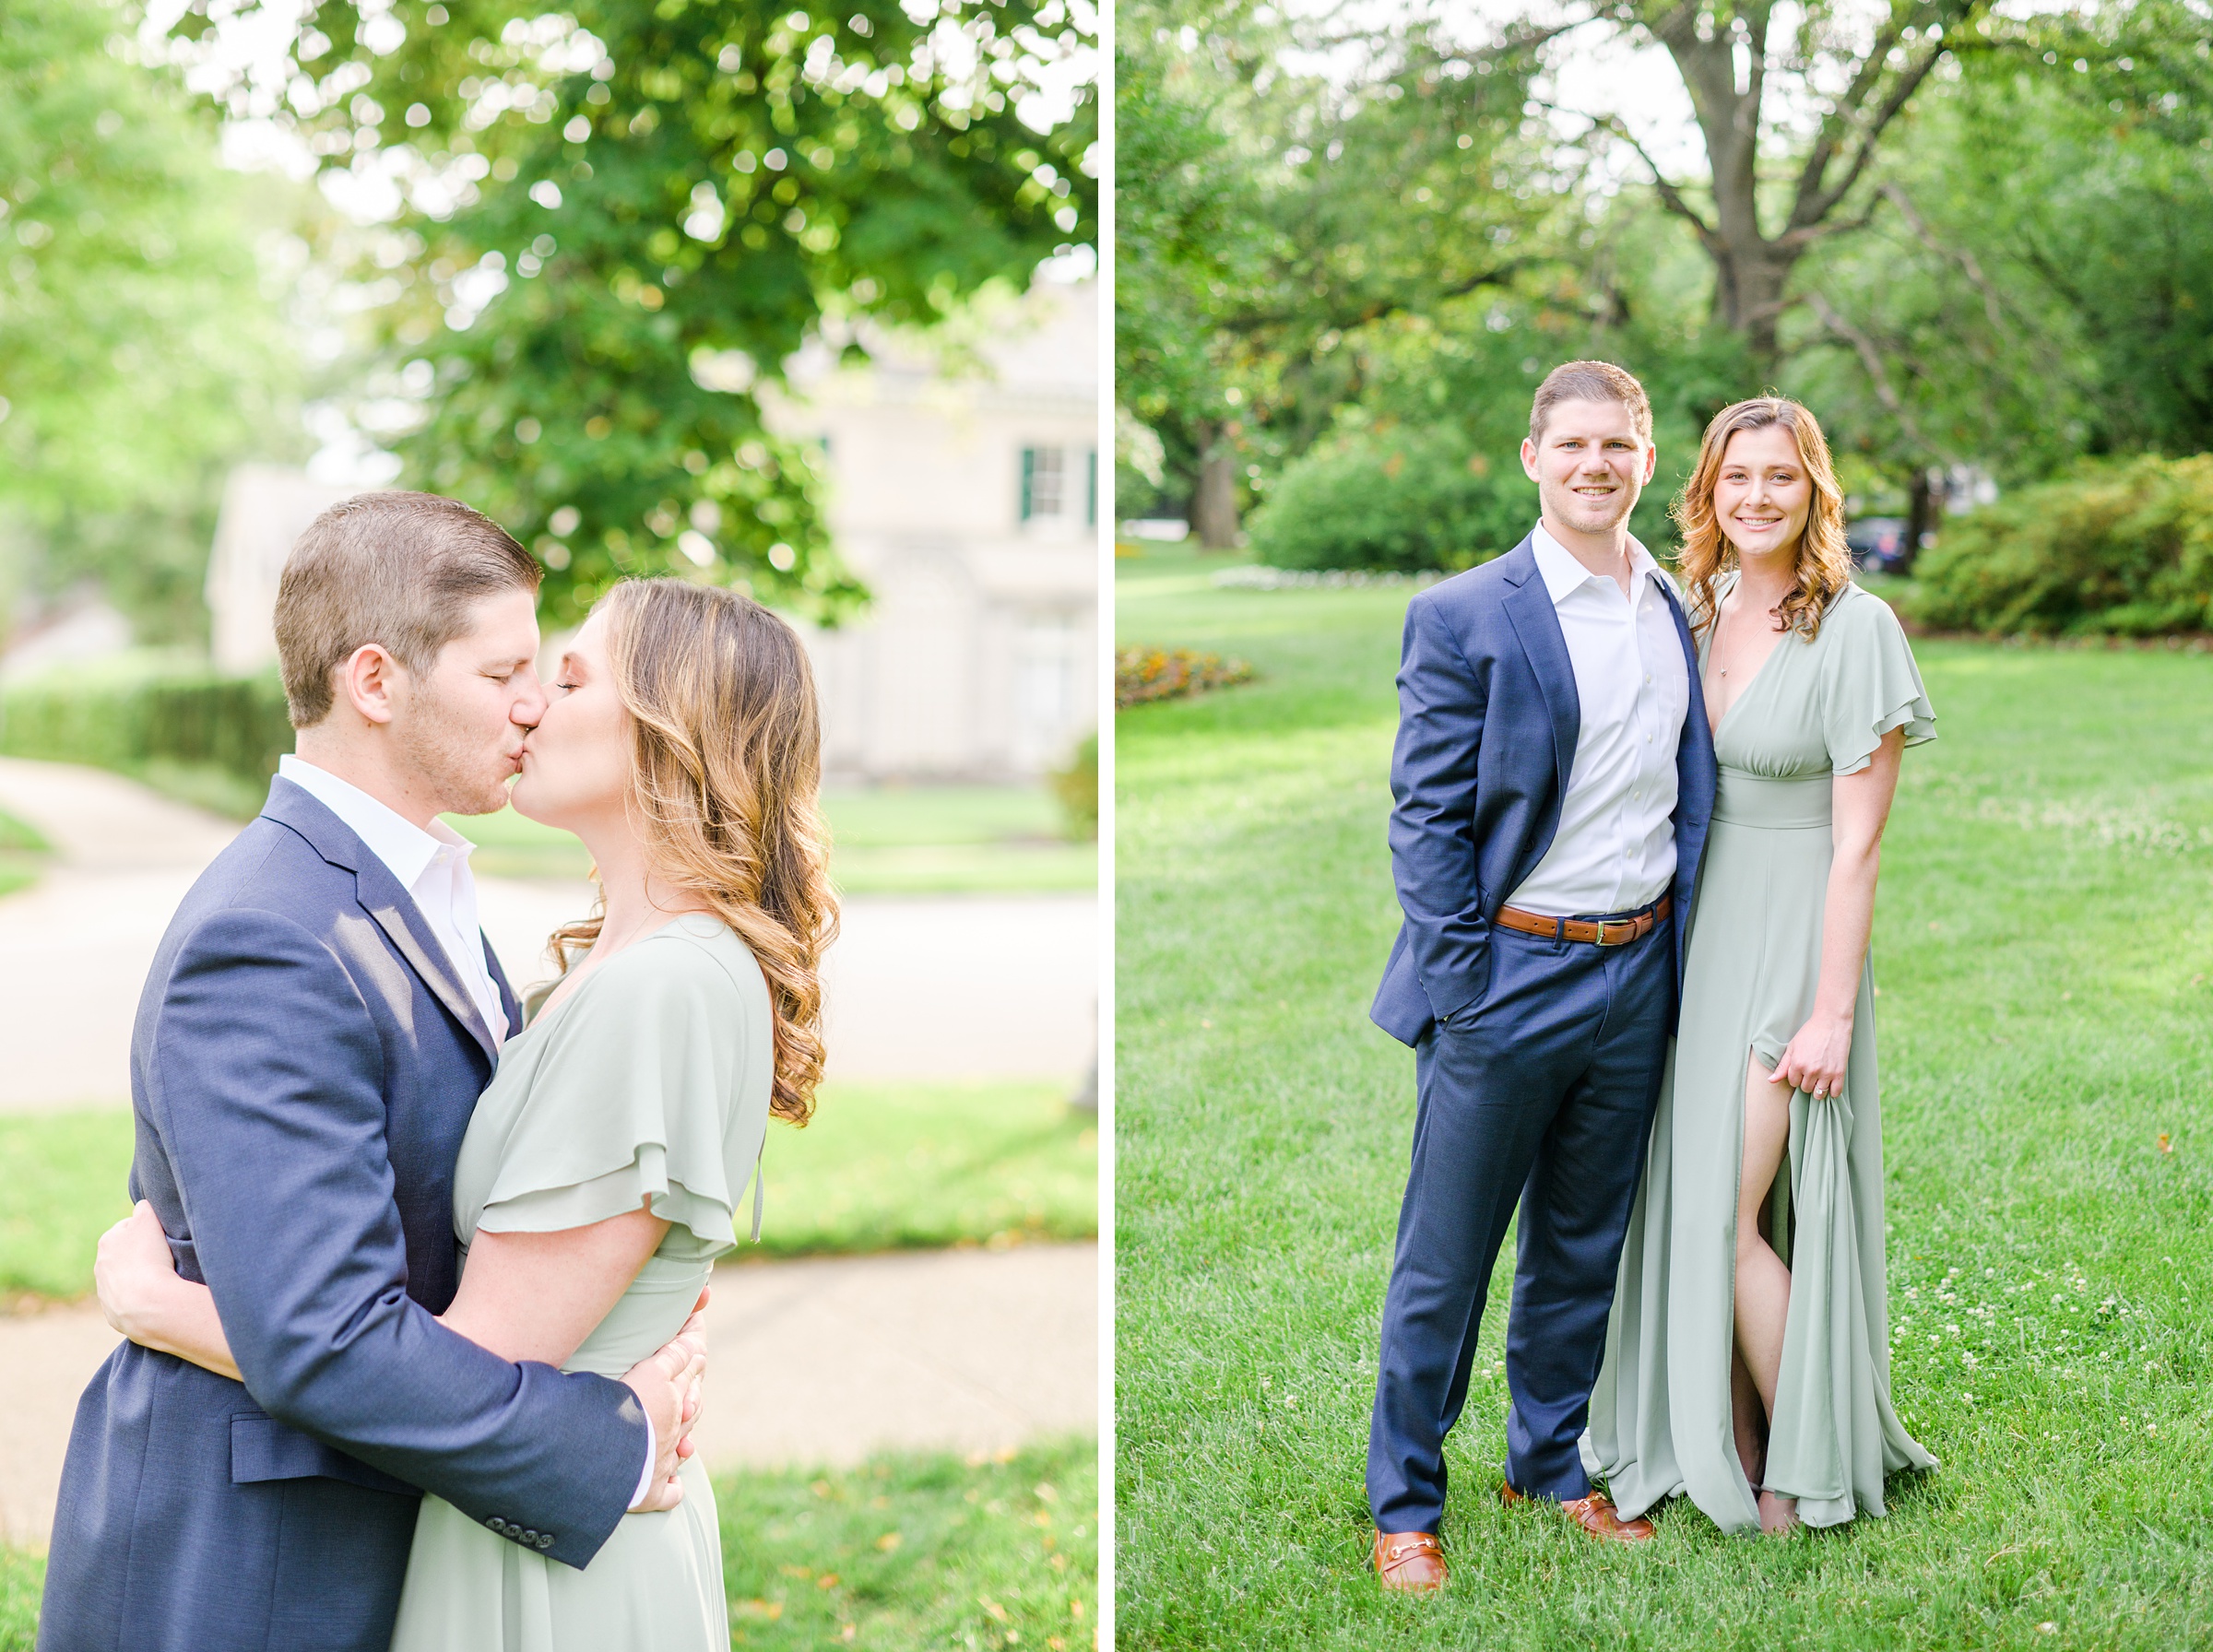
xmin=1736 ymin=1053 xmax=1800 ymax=1534
xmin=1730 ymin=1343 xmax=1766 ymax=1488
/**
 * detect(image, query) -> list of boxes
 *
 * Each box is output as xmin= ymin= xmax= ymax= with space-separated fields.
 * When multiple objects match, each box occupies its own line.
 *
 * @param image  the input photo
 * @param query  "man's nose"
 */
xmin=511 ymin=667 xmax=549 ymax=727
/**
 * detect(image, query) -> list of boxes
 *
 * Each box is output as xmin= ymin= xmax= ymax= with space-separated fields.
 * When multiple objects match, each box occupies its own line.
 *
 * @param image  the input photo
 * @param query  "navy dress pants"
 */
xmin=1367 ymin=917 xmax=1674 ymax=1533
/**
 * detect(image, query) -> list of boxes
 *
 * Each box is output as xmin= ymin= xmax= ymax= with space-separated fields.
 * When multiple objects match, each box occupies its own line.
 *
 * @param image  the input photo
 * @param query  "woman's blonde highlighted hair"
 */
xmin=1674 ymin=397 xmax=1853 ymax=642
xmin=547 ymin=578 xmax=838 ymax=1126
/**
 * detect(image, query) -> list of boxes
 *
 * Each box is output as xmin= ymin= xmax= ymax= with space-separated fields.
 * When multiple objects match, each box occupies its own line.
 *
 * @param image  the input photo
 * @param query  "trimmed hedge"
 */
xmin=0 ymin=656 xmax=291 ymax=808
xmin=1910 ymin=454 xmax=2213 ymax=636
xmin=1246 ymin=427 xmax=1536 ymax=574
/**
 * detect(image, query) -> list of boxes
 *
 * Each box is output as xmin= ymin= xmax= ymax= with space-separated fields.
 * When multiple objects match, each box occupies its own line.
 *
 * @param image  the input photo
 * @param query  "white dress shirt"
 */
xmin=1505 ymin=525 xmax=1691 ymax=919
xmin=277 ymin=755 xmax=507 ymax=1044
xmin=276 ymin=756 xmax=659 ymax=1508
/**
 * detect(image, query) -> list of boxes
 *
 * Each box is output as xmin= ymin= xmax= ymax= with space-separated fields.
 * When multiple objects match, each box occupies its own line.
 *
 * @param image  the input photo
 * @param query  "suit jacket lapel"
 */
xmin=358 ymin=874 xmax=501 ymax=1066
xmin=483 ymin=935 xmax=522 ymax=1038
xmin=1498 ymin=541 xmax=1580 ymax=803
xmin=262 ymin=779 xmax=501 ymax=1066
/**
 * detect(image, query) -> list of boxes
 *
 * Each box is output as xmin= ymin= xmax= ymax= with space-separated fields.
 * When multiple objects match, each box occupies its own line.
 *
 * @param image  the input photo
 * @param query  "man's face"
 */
xmin=1520 ymin=397 xmax=1658 ymax=539
xmin=389 ymin=587 xmax=547 ymax=816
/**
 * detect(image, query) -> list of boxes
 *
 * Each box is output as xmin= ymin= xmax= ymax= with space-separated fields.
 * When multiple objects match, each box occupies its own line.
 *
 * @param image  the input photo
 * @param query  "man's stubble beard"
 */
xmin=398 ymin=692 xmax=516 ymax=817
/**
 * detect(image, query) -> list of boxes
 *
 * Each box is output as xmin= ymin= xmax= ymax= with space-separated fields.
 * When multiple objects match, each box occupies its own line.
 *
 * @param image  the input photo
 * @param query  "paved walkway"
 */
xmin=0 ymin=756 xmax=1098 ymax=1109
xmin=0 ymin=1242 xmax=1098 ymax=1547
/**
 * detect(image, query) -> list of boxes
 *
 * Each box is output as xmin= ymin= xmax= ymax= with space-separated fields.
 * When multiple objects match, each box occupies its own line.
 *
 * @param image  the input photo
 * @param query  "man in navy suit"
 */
xmin=41 ymin=494 xmax=704 ymax=1651
xmin=1366 ymin=363 xmax=1718 ymax=1592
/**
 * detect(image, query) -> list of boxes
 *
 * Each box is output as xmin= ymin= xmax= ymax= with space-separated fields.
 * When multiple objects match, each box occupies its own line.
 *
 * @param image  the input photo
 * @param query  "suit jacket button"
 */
xmin=536 ymin=1532 xmax=555 ymax=1550
xmin=485 ymin=1516 xmax=505 ymax=1532
xmin=521 ymin=1528 xmax=538 ymax=1544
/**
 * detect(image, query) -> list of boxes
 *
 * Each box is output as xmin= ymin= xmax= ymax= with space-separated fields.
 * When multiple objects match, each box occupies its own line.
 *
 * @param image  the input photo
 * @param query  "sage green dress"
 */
xmin=388 ymin=914 xmax=772 ymax=1650
xmin=1583 ymin=579 xmax=1938 ymax=1534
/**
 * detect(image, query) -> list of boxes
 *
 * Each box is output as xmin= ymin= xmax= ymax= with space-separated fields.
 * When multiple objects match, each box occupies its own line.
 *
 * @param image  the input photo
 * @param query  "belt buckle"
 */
xmin=1594 ymin=916 xmax=1625 ymax=947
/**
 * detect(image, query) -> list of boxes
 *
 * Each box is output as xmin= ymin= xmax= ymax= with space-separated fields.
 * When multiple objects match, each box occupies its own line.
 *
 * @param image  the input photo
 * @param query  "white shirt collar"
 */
xmin=276 ymin=754 xmax=476 ymax=890
xmin=1530 ymin=522 xmax=1659 ymax=606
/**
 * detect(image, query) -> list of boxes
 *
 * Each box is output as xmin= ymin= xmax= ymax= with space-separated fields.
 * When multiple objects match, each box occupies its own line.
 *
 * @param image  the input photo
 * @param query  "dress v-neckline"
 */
xmin=1704 ymin=572 xmax=1793 ymax=739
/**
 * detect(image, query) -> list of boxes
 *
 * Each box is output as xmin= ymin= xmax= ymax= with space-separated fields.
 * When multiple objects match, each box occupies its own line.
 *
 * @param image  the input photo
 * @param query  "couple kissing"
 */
xmin=1367 ymin=362 xmax=1937 ymax=1591
xmin=41 ymin=492 xmax=835 ymax=1651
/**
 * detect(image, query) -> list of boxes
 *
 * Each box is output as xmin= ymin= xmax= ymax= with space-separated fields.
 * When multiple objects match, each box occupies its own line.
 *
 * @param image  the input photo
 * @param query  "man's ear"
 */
xmin=1519 ymin=435 xmax=1541 ymax=483
xmin=1640 ymin=441 xmax=1659 ymax=484
xmin=337 ymin=643 xmax=404 ymax=728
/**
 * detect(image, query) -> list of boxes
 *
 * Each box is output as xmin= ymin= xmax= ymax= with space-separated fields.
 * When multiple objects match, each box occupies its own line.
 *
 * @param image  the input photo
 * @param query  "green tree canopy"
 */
xmin=0 ymin=0 xmax=302 ymax=639
xmin=1115 ymin=1 xmax=1554 ymax=543
xmin=167 ymin=0 xmax=1097 ymax=622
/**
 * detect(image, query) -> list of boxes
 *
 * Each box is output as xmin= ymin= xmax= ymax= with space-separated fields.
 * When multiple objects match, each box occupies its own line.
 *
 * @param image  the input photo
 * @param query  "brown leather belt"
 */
xmin=1495 ymin=896 xmax=1671 ymax=948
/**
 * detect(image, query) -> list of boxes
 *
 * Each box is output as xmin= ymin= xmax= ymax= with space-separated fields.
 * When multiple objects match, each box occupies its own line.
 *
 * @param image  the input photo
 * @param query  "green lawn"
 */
xmin=0 ymin=1552 xmax=35 ymax=1652
xmin=447 ymin=786 xmax=1096 ymax=895
xmin=0 ymin=806 xmax=47 ymax=900
xmin=0 ymin=1080 xmax=1095 ymax=1303
xmin=0 ymin=1435 xmax=1095 ymax=1651
xmin=1116 ymin=550 xmax=2213 ymax=1649
xmin=718 ymin=1435 xmax=1095 ymax=1650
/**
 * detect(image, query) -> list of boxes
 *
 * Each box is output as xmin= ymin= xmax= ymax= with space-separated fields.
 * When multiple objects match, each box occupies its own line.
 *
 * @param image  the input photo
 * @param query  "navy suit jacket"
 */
xmin=1370 ymin=537 xmax=1719 ymax=1047
xmin=41 ymin=779 xmax=648 ymax=1652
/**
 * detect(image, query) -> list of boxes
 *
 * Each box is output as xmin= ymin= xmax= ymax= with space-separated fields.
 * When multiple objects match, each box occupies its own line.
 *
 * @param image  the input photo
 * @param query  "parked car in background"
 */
xmin=1847 ymin=516 xmax=1910 ymax=572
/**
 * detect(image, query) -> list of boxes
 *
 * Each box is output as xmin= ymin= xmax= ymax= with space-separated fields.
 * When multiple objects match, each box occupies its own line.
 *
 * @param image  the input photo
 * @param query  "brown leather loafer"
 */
xmin=1372 ymin=1528 xmax=1448 ymax=1592
xmin=1499 ymin=1481 xmax=1655 ymax=1541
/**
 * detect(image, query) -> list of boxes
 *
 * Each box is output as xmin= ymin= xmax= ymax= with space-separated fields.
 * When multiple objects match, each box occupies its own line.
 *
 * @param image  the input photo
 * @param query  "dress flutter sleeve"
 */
xmin=1820 ymin=589 xmax=1935 ymax=775
xmin=475 ymin=931 xmax=767 ymax=1259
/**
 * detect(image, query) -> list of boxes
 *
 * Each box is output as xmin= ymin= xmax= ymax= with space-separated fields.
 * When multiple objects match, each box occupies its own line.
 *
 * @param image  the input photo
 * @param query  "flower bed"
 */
xmin=1115 ymin=646 xmax=1255 ymax=709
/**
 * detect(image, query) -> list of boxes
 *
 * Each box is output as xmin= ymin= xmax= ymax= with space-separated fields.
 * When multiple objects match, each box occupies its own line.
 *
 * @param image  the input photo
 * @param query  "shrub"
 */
xmin=1910 ymin=454 xmax=2213 ymax=635
xmin=0 ymin=655 xmax=291 ymax=815
xmin=1048 ymin=733 xmax=1097 ymax=841
xmin=1247 ymin=426 xmax=1536 ymax=573
xmin=1116 ymin=646 xmax=1253 ymax=709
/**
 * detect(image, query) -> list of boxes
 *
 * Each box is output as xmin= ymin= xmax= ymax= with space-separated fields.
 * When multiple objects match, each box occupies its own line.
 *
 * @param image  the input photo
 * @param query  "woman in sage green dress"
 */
xmin=100 ymin=577 xmax=837 ymax=1646
xmin=1584 ymin=398 xmax=1937 ymax=1537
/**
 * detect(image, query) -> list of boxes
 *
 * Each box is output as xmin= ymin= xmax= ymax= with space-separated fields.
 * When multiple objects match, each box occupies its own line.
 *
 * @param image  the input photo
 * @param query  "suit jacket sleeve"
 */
xmin=148 ymin=906 xmax=645 ymax=1570
xmin=1387 ymin=594 xmax=1492 ymax=1023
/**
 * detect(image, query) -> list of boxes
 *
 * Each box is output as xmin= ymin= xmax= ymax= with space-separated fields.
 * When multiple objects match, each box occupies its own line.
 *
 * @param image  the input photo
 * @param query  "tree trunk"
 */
xmin=1191 ymin=429 xmax=1240 ymax=549
xmin=1902 ymin=466 xmax=1935 ymax=575
xmin=1656 ymin=6 xmax=1802 ymax=382
xmin=1645 ymin=0 xmax=1962 ymax=383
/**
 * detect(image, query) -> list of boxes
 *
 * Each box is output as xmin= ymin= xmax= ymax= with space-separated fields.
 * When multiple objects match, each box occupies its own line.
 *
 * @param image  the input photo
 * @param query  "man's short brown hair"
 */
xmin=1530 ymin=360 xmax=1653 ymax=445
xmin=274 ymin=491 xmax=541 ymax=728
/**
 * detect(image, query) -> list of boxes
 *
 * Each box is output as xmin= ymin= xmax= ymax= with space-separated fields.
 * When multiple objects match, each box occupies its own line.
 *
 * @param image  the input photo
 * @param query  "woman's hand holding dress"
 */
xmin=1769 ymin=725 xmax=1905 ymax=1102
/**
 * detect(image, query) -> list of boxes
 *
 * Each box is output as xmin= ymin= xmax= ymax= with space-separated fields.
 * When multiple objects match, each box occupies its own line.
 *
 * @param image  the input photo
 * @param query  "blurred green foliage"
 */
xmin=1911 ymin=456 xmax=2213 ymax=636
xmin=0 ymin=804 xmax=48 ymax=899
xmin=1114 ymin=0 xmax=1546 ymax=532
xmin=0 ymin=0 xmax=304 ymax=643
xmin=1047 ymin=732 xmax=1095 ymax=841
xmin=0 ymin=656 xmax=290 ymax=796
xmin=160 ymin=0 xmax=1096 ymax=624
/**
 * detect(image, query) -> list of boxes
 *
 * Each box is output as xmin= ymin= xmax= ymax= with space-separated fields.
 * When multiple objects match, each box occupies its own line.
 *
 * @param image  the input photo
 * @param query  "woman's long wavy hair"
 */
xmin=1674 ymin=397 xmax=1853 ymax=643
xmin=545 ymin=578 xmax=838 ymax=1126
